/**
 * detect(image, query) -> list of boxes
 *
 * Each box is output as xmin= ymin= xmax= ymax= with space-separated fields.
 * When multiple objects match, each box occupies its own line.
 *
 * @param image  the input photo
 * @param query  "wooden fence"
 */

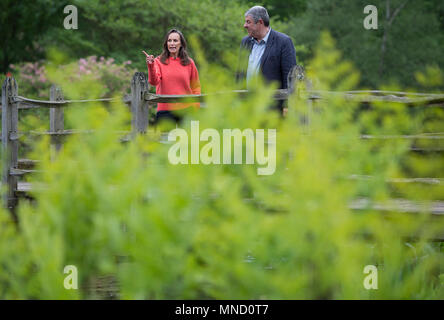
xmin=1 ymin=68 xmax=444 ymax=239
xmin=1 ymin=71 xmax=153 ymax=213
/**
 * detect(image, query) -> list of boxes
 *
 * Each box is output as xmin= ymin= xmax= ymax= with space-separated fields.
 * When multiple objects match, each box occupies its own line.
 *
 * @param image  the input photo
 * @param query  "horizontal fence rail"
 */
xmin=12 ymin=95 xmax=131 ymax=107
xmin=307 ymin=90 xmax=444 ymax=104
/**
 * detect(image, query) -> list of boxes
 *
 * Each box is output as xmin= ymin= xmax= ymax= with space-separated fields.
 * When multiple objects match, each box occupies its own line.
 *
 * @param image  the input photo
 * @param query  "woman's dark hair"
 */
xmin=159 ymin=28 xmax=191 ymax=66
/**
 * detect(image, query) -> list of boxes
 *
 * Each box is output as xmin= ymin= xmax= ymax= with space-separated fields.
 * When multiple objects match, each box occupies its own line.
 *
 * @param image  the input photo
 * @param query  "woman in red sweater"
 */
xmin=143 ymin=28 xmax=201 ymax=127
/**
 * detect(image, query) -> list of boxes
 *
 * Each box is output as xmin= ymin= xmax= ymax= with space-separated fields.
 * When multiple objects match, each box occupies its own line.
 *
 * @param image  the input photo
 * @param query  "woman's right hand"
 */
xmin=142 ymin=50 xmax=154 ymax=64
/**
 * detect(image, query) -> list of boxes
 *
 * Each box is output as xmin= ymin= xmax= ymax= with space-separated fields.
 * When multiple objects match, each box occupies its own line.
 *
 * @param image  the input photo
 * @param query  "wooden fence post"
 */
xmin=50 ymin=85 xmax=64 ymax=153
xmin=287 ymin=65 xmax=305 ymax=96
xmin=130 ymin=72 xmax=149 ymax=136
xmin=2 ymin=77 xmax=19 ymax=212
xmin=287 ymin=65 xmax=312 ymax=132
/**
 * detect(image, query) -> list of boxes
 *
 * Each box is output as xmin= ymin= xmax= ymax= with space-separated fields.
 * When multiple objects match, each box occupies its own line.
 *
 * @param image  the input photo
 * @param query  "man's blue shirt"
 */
xmin=246 ymin=28 xmax=271 ymax=84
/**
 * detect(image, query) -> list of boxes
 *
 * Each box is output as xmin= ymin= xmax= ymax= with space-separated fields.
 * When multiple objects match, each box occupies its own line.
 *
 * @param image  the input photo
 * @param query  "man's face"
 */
xmin=244 ymin=15 xmax=262 ymax=39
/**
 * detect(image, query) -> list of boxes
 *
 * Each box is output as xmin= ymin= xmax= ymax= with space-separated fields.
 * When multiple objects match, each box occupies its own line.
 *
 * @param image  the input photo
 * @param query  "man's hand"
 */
xmin=142 ymin=50 xmax=155 ymax=64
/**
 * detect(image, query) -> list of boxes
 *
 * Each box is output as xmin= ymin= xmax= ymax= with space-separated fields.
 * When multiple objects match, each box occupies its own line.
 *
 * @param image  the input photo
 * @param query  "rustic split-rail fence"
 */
xmin=1 ymin=67 xmax=444 ymax=240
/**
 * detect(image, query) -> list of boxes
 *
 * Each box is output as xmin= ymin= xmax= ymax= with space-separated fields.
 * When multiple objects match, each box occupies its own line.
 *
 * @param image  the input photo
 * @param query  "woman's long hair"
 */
xmin=159 ymin=28 xmax=191 ymax=66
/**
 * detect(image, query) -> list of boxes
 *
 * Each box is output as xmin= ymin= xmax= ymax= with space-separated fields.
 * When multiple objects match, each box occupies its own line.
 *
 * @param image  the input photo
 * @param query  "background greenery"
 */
xmin=2 ymin=0 xmax=444 ymax=90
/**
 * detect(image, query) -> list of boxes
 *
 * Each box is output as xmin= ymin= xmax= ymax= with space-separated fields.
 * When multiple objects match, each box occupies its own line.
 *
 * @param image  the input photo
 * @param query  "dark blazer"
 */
xmin=240 ymin=28 xmax=297 ymax=89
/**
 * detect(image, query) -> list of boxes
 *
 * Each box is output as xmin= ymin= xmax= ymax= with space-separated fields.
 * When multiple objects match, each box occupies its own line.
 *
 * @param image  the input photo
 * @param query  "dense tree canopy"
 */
xmin=283 ymin=0 xmax=444 ymax=88
xmin=2 ymin=0 xmax=444 ymax=89
xmin=240 ymin=0 xmax=307 ymax=21
xmin=0 ymin=0 xmax=67 ymax=72
xmin=39 ymin=0 xmax=248 ymax=72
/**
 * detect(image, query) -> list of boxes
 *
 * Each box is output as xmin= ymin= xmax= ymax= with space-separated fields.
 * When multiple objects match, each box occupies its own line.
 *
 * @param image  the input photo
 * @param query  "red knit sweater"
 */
xmin=147 ymin=57 xmax=201 ymax=111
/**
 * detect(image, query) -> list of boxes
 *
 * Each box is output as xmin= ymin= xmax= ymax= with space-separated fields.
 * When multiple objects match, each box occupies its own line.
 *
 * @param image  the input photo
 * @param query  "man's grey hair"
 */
xmin=245 ymin=6 xmax=270 ymax=27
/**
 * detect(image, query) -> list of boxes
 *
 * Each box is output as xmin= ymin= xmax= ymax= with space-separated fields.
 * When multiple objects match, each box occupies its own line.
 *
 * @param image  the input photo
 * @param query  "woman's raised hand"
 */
xmin=142 ymin=50 xmax=155 ymax=64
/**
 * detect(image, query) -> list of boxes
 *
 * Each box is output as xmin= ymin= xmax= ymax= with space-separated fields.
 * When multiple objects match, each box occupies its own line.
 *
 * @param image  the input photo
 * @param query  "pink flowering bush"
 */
xmin=73 ymin=56 xmax=134 ymax=98
xmin=9 ymin=56 xmax=135 ymax=99
xmin=9 ymin=62 xmax=50 ymax=98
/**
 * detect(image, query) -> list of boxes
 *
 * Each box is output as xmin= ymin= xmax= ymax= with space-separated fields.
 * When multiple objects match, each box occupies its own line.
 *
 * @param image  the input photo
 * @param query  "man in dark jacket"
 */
xmin=239 ymin=6 xmax=297 ymax=113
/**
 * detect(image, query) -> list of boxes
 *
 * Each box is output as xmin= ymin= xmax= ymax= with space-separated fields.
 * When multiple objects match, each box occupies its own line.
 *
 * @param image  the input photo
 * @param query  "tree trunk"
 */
xmin=379 ymin=0 xmax=410 ymax=78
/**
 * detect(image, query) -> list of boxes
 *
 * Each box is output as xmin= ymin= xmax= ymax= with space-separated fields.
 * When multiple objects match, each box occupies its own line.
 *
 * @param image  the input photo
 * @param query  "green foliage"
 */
xmin=0 ymin=0 xmax=68 ymax=72
xmin=284 ymin=0 xmax=444 ymax=89
xmin=239 ymin=0 xmax=307 ymax=21
xmin=0 ymin=33 xmax=443 ymax=299
xmin=415 ymin=65 xmax=444 ymax=91
xmin=41 ymin=0 xmax=248 ymax=72
xmin=5 ymin=0 xmax=444 ymax=92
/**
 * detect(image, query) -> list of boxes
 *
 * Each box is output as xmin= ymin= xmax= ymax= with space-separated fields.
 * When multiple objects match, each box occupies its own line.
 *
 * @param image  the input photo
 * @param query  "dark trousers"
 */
xmin=155 ymin=108 xmax=197 ymax=131
xmin=155 ymin=110 xmax=183 ymax=125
